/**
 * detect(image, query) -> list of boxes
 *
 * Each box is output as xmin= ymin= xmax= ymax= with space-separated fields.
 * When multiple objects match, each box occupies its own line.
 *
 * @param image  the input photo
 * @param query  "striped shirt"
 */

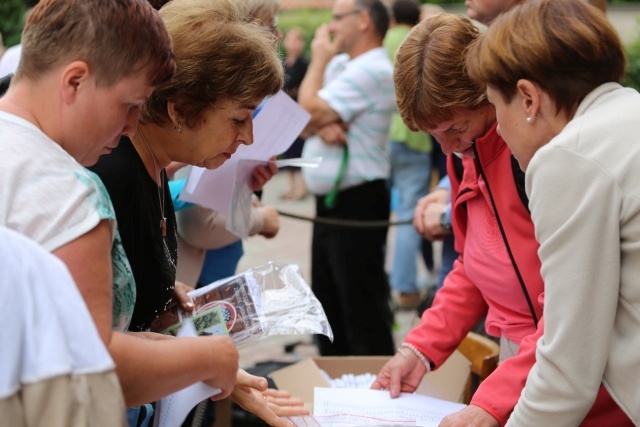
xmin=302 ymin=48 xmax=395 ymax=195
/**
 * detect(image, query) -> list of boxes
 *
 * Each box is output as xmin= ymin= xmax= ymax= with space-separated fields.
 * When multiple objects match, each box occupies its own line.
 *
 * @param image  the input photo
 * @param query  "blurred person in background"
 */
xmin=384 ymin=0 xmax=435 ymax=310
xmin=299 ymin=0 xmax=396 ymax=356
xmin=279 ymin=26 xmax=309 ymax=201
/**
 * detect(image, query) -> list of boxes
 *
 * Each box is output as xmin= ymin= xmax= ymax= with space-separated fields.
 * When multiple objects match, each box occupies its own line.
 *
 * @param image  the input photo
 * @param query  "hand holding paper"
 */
xmin=152 ymin=321 xmax=222 ymax=427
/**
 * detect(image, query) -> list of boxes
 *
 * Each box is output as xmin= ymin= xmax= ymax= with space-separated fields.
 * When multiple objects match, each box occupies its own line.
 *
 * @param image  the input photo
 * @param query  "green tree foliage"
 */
xmin=277 ymin=9 xmax=332 ymax=60
xmin=0 ymin=0 xmax=26 ymax=47
xmin=624 ymin=39 xmax=640 ymax=91
xmin=623 ymin=18 xmax=640 ymax=91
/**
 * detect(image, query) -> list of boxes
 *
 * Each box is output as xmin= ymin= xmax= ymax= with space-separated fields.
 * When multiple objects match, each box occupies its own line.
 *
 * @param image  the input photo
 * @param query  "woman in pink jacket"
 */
xmin=372 ymin=13 xmax=630 ymax=427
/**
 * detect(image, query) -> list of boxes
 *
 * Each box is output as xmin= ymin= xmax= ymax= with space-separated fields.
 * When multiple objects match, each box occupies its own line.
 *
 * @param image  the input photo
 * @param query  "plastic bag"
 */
xmin=225 ymin=159 xmax=258 ymax=239
xmin=226 ymin=158 xmax=322 ymax=239
xmin=150 ymin=262 xmax=333 ymax=346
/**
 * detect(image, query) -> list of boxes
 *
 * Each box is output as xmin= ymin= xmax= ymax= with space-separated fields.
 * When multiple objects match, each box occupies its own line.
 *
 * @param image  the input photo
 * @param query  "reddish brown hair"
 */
xmin=394 ymin=13 xmax=487 ymax=131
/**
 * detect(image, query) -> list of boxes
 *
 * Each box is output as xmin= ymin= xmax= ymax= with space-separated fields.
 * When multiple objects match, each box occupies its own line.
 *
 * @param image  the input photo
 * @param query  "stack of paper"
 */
xmin=285 ymin=388 xmax=466 ymax=427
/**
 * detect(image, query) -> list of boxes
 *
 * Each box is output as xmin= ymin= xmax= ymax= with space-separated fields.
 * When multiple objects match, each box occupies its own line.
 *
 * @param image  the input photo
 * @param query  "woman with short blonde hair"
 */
xmin=243 ymin=0 xmax=281 ymax=30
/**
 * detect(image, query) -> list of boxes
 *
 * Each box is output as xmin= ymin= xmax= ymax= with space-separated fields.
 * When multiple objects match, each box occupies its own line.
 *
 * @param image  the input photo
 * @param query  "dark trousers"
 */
xmin=312 ymin=180 xmax=394 ymax=356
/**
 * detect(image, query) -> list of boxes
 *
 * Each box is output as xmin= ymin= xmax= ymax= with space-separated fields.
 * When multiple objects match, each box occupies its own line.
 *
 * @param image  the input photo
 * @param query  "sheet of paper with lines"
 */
xmin=313 ymin=388 xmax=466 ymax=427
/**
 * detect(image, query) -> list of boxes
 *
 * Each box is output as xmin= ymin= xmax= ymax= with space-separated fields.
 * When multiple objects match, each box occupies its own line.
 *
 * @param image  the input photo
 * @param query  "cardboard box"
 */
xmin=270 ymin=351 xmax=471 ymax=412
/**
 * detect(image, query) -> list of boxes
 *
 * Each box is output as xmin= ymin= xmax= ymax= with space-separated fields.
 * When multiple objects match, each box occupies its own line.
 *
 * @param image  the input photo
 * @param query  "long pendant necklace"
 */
xmin=137 ymin=124 xmax=167 ymax=237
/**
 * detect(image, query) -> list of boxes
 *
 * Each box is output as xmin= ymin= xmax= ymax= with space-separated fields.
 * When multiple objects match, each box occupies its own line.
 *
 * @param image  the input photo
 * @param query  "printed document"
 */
xmin=311 ymin=388 xmax=466 ymax=427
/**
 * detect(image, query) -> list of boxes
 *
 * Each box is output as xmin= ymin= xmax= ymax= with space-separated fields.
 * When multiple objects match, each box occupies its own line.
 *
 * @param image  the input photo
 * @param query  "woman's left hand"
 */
xmin=251 ymin=158 xmax=278 ymax=191
xmin=173 ymin=281 xmax=195 ymax=311
xmin=230 ymin=369 xmax=308 ymax=427
xmin=438 ymin=405 xmax=499 ymax=427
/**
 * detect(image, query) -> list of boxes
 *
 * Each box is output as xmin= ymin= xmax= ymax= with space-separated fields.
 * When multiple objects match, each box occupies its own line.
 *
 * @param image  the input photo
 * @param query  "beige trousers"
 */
xmin=0 ymin=371 xmax=126 ymax=427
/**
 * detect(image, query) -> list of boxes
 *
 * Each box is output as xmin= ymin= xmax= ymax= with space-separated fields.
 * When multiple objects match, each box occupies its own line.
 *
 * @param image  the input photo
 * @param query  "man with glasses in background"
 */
xmin=299 ymin=0 xmax=396 ymax=357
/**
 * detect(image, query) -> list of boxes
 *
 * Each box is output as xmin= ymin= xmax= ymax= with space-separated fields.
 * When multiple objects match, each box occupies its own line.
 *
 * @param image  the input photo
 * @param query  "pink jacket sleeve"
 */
xmin=404 ymin=253 xmax=489 ymax=368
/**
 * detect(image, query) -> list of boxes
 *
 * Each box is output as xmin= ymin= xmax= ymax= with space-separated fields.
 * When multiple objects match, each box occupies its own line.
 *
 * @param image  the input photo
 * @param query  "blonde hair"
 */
xmin=141 ymin=0 xmax=284 ymax=129
xmin=466 ymin=0 xmax=625 ymax=117
xmin=17 ymin=0 xmax=175 ymax=87
xmin=394 ymin=13 xmax=487 ymax=132
xmin=242 ymin=0 xmax=280 ymax=23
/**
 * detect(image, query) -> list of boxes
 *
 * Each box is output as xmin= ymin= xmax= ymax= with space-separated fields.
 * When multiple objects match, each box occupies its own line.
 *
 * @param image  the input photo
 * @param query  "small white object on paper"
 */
xmin=320 ymin=371 xmax=377 ymax=389
xmin=179 ymin=90 xmax=311 ymax=216
xmin=153 ymin=321 xmax=222 ymax=427
xmin=313 ymin=388 xmax=466 ymax=427
xmin=274 ymin=157 xmax=322 ymax=169
xmin=225 ymin=157 xmax=319 ymax=238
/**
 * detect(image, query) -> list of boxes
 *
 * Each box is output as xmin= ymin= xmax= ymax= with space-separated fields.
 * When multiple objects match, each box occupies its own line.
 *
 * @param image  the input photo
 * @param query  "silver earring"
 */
xmin=174 ymin=122 xmax=182 ymax=133
xmin=526 ymin=117 xmax=531 ymax=123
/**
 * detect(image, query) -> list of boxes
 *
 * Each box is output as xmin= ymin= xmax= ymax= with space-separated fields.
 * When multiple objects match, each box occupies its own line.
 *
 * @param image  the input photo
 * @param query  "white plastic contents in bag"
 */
xmin=150 ymin=262 xmax=333 ymax=346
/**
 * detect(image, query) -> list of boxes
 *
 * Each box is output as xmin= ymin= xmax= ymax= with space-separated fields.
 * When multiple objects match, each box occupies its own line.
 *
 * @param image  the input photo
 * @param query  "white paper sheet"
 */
xmin=274 ymin=157 xmax=321 ymax=168
xmin=179 ymin=90 xmax=311 ymax=216
xmin=153 ymin=321 xmax=222 ymax=427
xmin=286 ymin=414 xmax=415 ymax=427
xmin=313 ymin=388 xmax=466 ymax=427
xmin=225 ymin=157 xmax=321 ymax=238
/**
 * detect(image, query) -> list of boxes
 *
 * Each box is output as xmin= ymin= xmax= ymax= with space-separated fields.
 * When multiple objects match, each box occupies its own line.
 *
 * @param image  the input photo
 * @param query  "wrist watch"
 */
xmin=439 ymin=209 xmax=452 ymax=234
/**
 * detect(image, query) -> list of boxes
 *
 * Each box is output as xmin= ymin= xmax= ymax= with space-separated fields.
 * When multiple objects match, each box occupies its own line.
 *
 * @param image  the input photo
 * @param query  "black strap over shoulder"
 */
xmin=452 ymin=151 xmax=529 ymax=212
xmin=452 ymin=154 xmax=464 ymax=184
xmin=471 ymin=144 xmax=539 ymax=327
xmin=511 ymin=155 xmax=529 ymax=212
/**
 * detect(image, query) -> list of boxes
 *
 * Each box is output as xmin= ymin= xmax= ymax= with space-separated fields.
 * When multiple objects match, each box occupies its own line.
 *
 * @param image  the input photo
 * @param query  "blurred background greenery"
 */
xmin=624 ymin=28 xmax=640 ymax=90
xmin=276 ymin=3 xmax=640 ymax=91
xmin=1 ymin=0 xmax=639 ymax=89
xmin=0 ymin=0 xmax=28 ymax=47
